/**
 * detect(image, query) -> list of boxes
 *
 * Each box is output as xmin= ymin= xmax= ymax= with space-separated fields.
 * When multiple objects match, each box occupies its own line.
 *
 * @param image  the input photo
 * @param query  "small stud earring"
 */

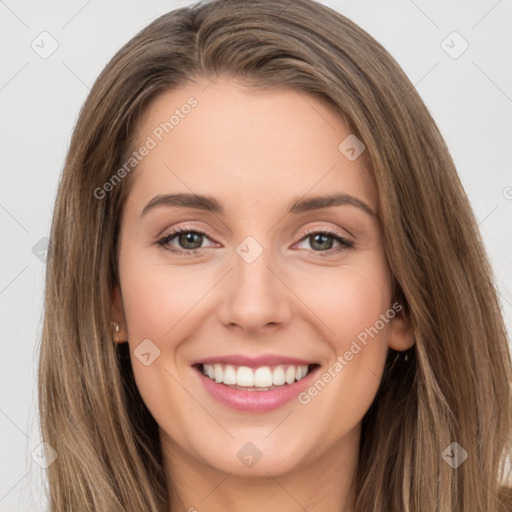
xmin=111 ymin=321 xmax=120 ymax=342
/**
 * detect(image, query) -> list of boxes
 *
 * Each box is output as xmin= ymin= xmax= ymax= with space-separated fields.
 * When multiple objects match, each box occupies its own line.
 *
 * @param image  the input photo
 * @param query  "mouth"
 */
xmin=195 ymin=362 xmax=318 ymax=391
xmin=192 ymin=359 xmax=320 ymax=412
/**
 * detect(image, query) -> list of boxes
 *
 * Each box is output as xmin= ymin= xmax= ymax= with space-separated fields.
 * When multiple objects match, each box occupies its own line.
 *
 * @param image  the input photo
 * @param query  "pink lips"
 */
xmin=192 ymin=354 xmax=319 ymax=413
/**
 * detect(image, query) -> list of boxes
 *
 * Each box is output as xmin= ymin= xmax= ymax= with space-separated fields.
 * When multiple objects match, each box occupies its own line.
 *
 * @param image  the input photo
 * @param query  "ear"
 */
xmin=110 ymin=284 xmax=129 ymax=343
xmin=387 ymin=307 xmax=414 ymax=352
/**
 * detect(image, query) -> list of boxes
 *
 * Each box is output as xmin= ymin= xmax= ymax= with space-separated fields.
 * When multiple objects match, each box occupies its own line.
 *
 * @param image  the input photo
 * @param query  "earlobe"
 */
xmin=110 ymin=285 xmax=128 ymax=343
xmin=388 ymin=313 xmax=415 ymax=352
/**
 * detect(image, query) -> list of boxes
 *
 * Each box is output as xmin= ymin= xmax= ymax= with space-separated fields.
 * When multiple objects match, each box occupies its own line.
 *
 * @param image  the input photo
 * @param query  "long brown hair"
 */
xmin=38 ymin=0 xmax=512 ymax=510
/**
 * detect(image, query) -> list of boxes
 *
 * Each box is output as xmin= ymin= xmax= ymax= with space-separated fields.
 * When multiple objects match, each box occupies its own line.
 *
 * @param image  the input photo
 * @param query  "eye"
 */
xmin=156 ymin=225 xmax=354 ymax=256
xmin=294 ymin=228 xmax=354 ymax=256
xmin=156 ymin=225 xmax=216 ymax=254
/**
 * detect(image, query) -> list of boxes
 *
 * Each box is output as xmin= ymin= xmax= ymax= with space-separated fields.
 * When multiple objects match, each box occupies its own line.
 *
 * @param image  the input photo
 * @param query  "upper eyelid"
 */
xmin=300 ymin=225 xmax=352 ymax=239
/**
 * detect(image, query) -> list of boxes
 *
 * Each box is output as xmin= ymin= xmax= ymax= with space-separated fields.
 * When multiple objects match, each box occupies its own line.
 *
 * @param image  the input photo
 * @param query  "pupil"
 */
xmin=181 ymin=232 xmax=202 ymax=249
xmin=311 ymin=233 xmax=332 ymax=250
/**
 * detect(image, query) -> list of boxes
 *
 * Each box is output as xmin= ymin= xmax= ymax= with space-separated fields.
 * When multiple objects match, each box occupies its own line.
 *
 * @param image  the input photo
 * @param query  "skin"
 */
xmin=111 ymin=76 xmax=414 ymax=512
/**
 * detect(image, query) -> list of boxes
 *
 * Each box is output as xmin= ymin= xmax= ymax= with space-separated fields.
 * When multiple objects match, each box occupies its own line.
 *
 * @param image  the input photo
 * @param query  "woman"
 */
xmin=38 ymin=0 xmax=512 ymax=510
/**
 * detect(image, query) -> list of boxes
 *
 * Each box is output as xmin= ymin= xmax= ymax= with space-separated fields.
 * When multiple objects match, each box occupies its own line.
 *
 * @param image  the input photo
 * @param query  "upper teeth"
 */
xmin=202 ymin=364 xmax=310 ymax=387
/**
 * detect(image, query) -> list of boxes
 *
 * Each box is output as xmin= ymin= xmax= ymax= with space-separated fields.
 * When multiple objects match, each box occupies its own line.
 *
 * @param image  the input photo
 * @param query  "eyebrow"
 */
xmin=141 ymin=192 xmax=376 ymax=218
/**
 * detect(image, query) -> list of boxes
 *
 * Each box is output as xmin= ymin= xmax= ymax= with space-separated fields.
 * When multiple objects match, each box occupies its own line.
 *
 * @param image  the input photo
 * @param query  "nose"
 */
xmin=216 ymin=243 xmax=292 ymax=334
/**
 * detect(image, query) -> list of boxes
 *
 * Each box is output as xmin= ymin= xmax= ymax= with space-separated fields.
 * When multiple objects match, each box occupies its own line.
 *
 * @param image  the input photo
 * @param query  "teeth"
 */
xmin=214 ymin=364 xmax=223 ymax=383
xmin=202 ymin=363 xmax=311 ymax=388
xmin=237 ymin=366 xmax=254 ymax=386
xmin=223 ymin=365 xmax=237 ymax=385
xmin=285 ymin=365 xmax=296 ymax=384
xmin=272 ymin=366 xmax=286 ymax=385
xmin=254 ymin=367 xmax=273 ymax=387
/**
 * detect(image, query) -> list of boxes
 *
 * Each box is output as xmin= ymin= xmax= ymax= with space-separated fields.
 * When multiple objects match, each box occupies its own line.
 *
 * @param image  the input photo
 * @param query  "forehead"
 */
xmin=124 ymin=77 xmax=377 ymax=216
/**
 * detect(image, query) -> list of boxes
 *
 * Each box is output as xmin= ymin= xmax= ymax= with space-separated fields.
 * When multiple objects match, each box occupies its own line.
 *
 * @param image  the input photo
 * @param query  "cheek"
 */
xmin=294 ymin=254 xmax=392 ymax=355
xmin=118 ymin=260 xmax=206 ymax=441
xmin=120 ymin=258 xmax=214 ymax=341
xmin=117 ymin=251 xmax=223 ymax=422
xmin=291 ymin=257 xmax=392 ymax=412
xmin=331 ymin=271 xmax=390 ymax=349
xmin=294 ymin=263 xmax=392 ymax=430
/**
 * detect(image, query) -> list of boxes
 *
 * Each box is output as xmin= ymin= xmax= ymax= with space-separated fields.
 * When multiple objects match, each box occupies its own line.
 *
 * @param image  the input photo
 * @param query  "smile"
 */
xmin=192 ymin=356 xmax=320 ymax=412
xmin=200 ymin=363 xmax=312 ymax=390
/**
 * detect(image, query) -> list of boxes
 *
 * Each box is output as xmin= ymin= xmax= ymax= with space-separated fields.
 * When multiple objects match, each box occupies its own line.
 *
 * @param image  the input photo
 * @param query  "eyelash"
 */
xmin=156 ymin=224 xmax=354 ymax=257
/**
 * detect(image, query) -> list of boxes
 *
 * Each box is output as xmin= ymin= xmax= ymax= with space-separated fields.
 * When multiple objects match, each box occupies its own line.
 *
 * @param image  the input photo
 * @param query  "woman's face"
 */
xmin=112 ymin=76 xmax=413 ymax=478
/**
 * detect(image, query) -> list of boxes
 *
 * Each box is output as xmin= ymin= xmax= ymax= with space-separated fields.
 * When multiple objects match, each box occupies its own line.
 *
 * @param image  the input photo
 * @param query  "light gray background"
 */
xmin=1 ymin=0 xmax=511 ymax=510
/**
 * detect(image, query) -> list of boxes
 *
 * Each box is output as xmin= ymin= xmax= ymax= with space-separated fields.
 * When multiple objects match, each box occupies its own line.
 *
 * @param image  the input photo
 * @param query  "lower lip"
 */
xmin=195 ymin=366 xmax=319 ymax=412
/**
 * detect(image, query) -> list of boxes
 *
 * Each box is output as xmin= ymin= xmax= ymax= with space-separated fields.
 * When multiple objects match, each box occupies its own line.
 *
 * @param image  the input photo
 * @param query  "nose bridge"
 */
xmin=233 ymin=233 xmax=280 ymax=304
xmin=216 ymin=234 xmax=291 ymax=331
xmin=235 ymin=236 xmax=274 ymax=292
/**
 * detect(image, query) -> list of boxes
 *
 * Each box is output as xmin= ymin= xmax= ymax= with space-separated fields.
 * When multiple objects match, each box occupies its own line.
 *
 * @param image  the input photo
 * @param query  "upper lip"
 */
xmin=191 ymin=354 xmax=317 ymax=368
